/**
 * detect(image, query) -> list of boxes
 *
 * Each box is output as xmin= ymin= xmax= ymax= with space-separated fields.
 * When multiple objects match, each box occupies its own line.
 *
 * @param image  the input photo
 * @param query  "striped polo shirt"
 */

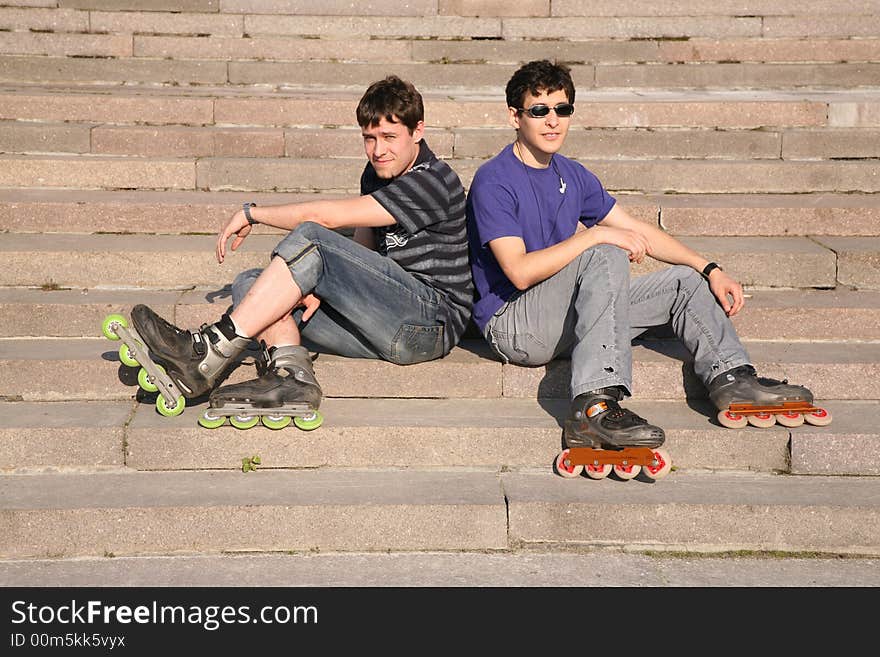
xmin=360 ymin=140 xmax=473 ymax=348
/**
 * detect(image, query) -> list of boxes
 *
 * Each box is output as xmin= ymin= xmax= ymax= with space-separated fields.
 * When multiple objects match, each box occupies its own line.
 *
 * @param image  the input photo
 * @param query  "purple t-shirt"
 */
xmin=466 ymin=143 xmax=617 ymax=331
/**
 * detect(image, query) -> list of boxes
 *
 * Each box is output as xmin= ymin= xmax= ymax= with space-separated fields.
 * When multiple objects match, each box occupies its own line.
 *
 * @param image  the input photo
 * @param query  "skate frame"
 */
xmin=563 ymin=446 xmax=662 ymax=468
xmin=727 ymin=401 xmax=823 ymax=416
xmin=114 ymin=323 xmax=183 ymax=410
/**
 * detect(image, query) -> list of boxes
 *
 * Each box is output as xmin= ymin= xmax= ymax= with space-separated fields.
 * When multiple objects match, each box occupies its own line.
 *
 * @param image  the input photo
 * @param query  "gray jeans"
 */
xmin=483 ymin=244 xmax=751 ymax=399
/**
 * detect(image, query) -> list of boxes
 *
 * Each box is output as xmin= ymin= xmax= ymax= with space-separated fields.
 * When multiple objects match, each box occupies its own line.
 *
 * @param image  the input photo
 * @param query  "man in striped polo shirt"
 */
xmin=129 ymin=76 xmax=473 ymax=420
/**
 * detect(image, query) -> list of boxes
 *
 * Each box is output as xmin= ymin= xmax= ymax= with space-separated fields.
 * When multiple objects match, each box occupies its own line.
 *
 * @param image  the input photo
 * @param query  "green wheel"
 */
xmin=293 ymin=410 xmax=323 ymax=431
xmin=119 ymin=342 xmax=140 ymax=367
xmin=229 ymin=414 xmax=260 ymax=430
xmin=137 ymin=366 xmax=159 ymax=392
xmin=261 ymin=414 xmax=292 ymax=430
xmin=198 ymin=410 xmax=227 ymax=429
xmin=102 ymin=314 xmax=128 ymax=341
xmin=156 ymin=394 xmax=185 ymax=417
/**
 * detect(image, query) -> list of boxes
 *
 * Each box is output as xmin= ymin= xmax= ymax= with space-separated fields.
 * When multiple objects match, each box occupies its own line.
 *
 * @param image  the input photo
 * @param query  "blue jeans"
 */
xmin=232 ymin=222 xmax=451 ymax=365
xmin=484 ymin=244 xmax=751 ymax=399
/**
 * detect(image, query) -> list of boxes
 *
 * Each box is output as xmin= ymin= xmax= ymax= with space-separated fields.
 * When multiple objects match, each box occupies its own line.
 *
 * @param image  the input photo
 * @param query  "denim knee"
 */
xmin=231 ymin=268 xmax=262 ymax=308
xmin=272 ymin=221 xmax=326 ymax=295
xmin=574 ymin=243 xmax=630 ymax=282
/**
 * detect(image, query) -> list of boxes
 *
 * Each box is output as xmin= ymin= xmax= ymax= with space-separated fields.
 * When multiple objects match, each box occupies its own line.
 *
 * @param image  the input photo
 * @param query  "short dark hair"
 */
xmin=356 ymin=75 xmax=424 ymax=133
xmin=505 ymin=60 xmax=576 ymax=109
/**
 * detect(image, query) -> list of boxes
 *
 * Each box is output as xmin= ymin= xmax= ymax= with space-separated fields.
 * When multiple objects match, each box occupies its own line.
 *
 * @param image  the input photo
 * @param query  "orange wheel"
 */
xmin=775 ymin=411 xmax=805 ymax=428
xmin=642 ymin=447 xmax=672 ymax=480
xmin=804 ymin=407 xmax=833 ymax=427
xmin=718 ymin=409 xmax=748 ymax=429
xmin=613 ymin=463 xmax=640 ymax=480
xmin=554 ymin=449 xmax=583 ymax=478
xmin=747 ymin=412 xmax=776 ymax=428
xmin=585 ymin=462 xmax=612 ymax=480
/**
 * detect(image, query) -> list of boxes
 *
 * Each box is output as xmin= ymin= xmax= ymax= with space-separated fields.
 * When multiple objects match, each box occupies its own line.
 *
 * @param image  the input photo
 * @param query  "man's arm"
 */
xmin=217 ymin=195 xmax=394 ymax=263
xmin=600 ymin=204 xmax=745 ymax=316
xmin=488 ymin=213 xmax=650 ymax=291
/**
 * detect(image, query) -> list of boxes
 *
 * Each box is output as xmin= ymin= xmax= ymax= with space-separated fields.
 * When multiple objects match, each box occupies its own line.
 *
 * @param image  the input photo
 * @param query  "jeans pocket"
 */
xmin=390 ymin=323 xmax=445 ymax=365
xmin=490 ymin=330 xmax=550 ymax=366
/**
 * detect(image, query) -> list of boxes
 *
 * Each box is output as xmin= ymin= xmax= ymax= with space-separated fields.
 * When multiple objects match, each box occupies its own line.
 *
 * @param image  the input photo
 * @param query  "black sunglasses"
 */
xmin=515 ymin=103 xmax=575 ymax=118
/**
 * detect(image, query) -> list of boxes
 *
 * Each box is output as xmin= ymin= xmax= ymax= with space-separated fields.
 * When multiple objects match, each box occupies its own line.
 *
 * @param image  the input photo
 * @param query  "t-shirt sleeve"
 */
xmin=369 ymin=165 xmax=452 ymax=235
xmin=467 ymin=178 xmax=523 ymax=247
xmin=578 ymin=167 xmax=617 ymax=227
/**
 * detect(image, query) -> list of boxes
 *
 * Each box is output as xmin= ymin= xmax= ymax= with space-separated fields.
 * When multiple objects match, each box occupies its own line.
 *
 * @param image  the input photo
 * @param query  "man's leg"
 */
xmin=485 ymin=244 xmax=664 ymax=449
xmin=627 ymin=265 xmax=751 ymax=385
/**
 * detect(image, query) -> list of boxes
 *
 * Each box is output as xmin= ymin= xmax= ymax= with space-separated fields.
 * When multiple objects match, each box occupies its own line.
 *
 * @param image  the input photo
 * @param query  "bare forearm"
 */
xmin=638 ymin=222 xmax=709 ymax=272
xmin=498 ymin=229 xmax=601 ymax=290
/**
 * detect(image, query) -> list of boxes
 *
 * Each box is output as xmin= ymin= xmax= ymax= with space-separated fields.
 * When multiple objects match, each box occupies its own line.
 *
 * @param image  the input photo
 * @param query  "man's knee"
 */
xmin=574 ymin=243 xmax=630 ymax=281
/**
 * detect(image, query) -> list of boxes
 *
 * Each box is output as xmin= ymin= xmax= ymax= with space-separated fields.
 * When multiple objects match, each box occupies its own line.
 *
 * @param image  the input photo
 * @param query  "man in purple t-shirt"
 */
xmin=466 ymin=60 xmax=821 ymax=461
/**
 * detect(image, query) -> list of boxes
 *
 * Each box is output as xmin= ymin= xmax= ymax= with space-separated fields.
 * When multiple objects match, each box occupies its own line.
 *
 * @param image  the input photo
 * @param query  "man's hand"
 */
xmin=708 ymin=269 xmax=745 ymax=317
xmin=297 ymin=294 xmax=321 ymax=322
xmin=216 ymin=209 xmax=252 ymax=264
xmin=591 ymin=224 xmax=651 ymax=264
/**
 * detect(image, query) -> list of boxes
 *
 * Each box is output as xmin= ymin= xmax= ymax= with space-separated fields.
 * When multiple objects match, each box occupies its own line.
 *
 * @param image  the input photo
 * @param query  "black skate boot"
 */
xmin=564 ymin=387 xmax=665 ymax=450
xmin=708 ymin=364 xmax=831 ymax=428
xmin=199 ymin=344 xmax=324 ymax=430
xmin=555 ymin=387 xmax=671 ymax=481
xmin=130 ymin=304 xmax=251 ymax=399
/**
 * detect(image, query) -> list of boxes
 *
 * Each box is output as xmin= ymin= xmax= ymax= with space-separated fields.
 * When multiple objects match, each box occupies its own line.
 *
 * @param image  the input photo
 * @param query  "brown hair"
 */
xmin=356 ymin=75 xmax=424 ymax=133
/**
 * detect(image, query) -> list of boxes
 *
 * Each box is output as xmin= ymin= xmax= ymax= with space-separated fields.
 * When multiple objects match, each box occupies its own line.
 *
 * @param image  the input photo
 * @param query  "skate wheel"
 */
xmin=101 ymin=313 xmax=128 ymax=341
xmin=293 ymin=411 xmax=323 ymax=431
xmin=641 ymin=447 xmax=673 ymax=481
xmin=261 ymin=414 xmax=292 ymax=430
xmin=717 ymin=409 xmax=748 ymax=429
xmin=229 ymin=414 xmax=260 ymax=430
xmin=613 ymin=463 xmax=641 ymax=480
xmin=775 ymin=411 xmax=805 ymax=428
xmin=118 ymin=342 xmax=140 ymax=368
xmin=804 ymin=407 xmax=833 ymax=427
xmin=156 ymin=394 xmax=185 ymax=417
xmin=747 ymin=412 xmax=776 ymax=428
xmin=554 ymin=449 xmax=584 ymax=478
xmin=137 ymin=366 xmax=158 ymax=392
xmin=585 ymin=463 xmax=612 ymax=480
xmin=198 ymin=410 xmax=227 ymax=429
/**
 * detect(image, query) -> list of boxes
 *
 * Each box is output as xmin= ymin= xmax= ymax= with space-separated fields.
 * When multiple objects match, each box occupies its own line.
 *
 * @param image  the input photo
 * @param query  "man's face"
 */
xmin=362 ymin=116 xmax=424 ymax=179
xmin=508 ymin=88 xmax=571 ymax=163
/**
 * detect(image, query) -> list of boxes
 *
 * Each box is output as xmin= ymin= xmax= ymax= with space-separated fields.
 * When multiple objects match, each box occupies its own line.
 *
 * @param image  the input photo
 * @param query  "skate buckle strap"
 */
xmin=586 ymin=401 xmax=608 ymax=418
xmin=191 ymin=331 xmax=207 ymax=357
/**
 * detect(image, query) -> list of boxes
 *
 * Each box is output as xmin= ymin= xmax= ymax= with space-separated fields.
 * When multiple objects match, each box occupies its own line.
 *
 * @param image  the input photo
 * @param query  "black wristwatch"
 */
xmin=242 ymin=202 xmax=258 ymax=225
xmin=701 ymin=262 xmax=722 ymax=280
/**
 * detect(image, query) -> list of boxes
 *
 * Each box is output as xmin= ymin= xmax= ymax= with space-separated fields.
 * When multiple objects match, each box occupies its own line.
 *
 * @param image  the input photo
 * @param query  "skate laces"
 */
xmin=732 ymin=364 xmax=789 ymax=387
xmin=585 ymin=398 xmax=647 ymax=428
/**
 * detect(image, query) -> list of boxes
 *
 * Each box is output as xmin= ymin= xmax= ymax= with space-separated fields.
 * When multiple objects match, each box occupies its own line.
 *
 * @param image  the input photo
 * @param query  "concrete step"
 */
xmin=4 ymin=287 xmax=880 ymax=342
xmin=0 ymin=233 xmax=853 ymax=289
xmin=4 ymin=153 xmax=880 ymax=194
xmin=7 ymin=120 xmax=880 ymax=163
xmin=3 ymin=550 xmax=880 ymax=587
xmin=3 ymin=189 xmax=878 ymax=236
xmin=0 ymin=399 xmax=875 ymax=476
xmin=5 ymin=86 xmax=877 ymax=130
xmin=1 ymin=469 xmax=877 ymax=558
xmin=6 ymin=30 xmax=879 ymax=66
xmin=0 ymin=338 xmax=877 ymax=403
xmin=3 ymin=54 xmax=879 ymax=91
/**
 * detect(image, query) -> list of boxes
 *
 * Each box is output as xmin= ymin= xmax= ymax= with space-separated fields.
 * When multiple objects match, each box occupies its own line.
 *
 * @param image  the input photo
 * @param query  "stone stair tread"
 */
xmin=2 ymin=468 xmax=878 ymax=558
xmin=0 ymin=233 xmax=851 ymax=289
xmin=0 ymin=399 xmax=875 ymax=476
xmin=3 ymin=550 xmax=879 ymax=587
xmin=1 ymin=337 xmax=877 ymax=404
xmin=3 ymin=189 xmax=879 ymax=236
xmin=4 ymin=286 xmax=880 ymax=341
xmin=504 ymin=470 xmax=880 ymax=554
